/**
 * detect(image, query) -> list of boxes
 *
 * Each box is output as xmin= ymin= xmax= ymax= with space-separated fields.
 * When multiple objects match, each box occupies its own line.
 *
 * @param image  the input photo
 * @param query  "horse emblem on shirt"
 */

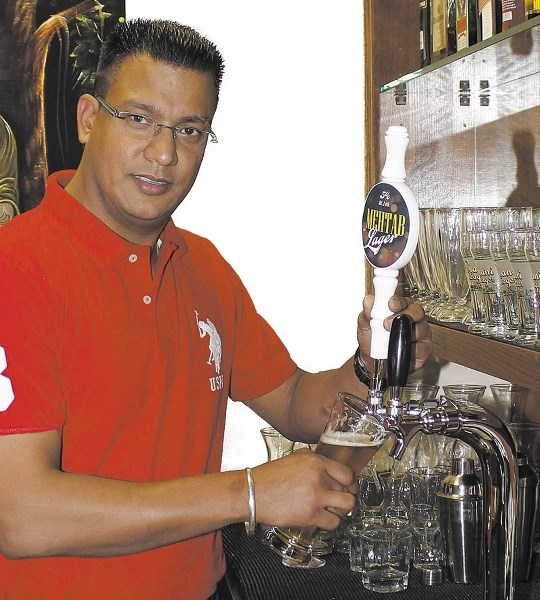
xmin=195 ymin=310 xmax=222 ymax=383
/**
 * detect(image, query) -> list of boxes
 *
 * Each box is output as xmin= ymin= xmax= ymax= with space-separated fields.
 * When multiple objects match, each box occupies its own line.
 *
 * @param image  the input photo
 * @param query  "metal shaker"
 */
xmin=514 ymin=452 xmax=538 ymax=582
xmin=437 ymin=457 xmax=483 ymax=583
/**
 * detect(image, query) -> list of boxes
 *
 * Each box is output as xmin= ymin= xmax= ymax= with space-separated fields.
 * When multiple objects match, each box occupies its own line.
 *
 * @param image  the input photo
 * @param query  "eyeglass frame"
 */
xmin=94 ymin=95 xmax=218 ymax=148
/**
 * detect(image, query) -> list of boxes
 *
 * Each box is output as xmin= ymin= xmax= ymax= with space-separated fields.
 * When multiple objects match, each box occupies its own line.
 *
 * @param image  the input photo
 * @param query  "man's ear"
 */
xmin=76 ymin=94 xmax=99 ymax=144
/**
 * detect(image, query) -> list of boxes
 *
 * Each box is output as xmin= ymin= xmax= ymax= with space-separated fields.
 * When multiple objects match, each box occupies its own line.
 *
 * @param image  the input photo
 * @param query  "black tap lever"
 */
xmin=387 ymin=313 xmax=413 ymax=399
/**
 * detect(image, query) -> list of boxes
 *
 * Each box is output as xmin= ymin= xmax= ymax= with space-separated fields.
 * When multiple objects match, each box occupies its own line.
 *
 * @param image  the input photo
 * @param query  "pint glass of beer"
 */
xmin=266 ymin=391 xmax=389 ymax=567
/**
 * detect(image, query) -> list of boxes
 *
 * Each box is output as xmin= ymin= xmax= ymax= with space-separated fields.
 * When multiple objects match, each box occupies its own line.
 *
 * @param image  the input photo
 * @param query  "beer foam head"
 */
xmin=319 ymin=430 xmax=384 ymax=447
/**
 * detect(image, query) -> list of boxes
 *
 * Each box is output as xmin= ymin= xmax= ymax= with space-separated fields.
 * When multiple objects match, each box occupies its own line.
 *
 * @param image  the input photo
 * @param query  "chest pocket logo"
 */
xmin=0 ymin=346 xmax=15 ymax=411
xmin=195 ymin=310 xmax=222 ymax=375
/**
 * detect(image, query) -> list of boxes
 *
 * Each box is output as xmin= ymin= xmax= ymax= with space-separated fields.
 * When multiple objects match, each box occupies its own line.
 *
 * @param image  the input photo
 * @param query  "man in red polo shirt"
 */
xmin=0 ymin=19 xmax=432 ymax=599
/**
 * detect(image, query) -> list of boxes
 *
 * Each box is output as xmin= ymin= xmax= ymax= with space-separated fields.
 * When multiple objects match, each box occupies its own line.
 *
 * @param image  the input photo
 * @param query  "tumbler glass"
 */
xmin=360 ymin=526 xmax=413 ymax=593
xmin=266 ymin=392 xmax=389 ymax=568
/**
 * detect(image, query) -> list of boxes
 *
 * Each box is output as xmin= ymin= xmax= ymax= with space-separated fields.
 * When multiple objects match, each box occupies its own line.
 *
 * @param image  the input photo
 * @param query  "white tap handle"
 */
xmin=370 ymin=268 xmax=399 ymax=359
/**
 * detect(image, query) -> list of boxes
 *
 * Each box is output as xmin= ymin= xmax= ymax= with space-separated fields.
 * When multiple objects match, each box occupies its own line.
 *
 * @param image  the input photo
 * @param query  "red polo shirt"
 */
xmin=0 ymin=171 xmax=297 ymax=599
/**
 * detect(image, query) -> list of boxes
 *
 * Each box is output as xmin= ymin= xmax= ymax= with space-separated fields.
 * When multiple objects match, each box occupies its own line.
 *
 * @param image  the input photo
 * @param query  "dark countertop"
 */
xmin=221 ymin=523 xmax=540 ymax=600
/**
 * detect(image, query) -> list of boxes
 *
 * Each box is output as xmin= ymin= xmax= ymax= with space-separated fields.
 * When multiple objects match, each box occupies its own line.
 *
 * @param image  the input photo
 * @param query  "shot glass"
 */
xmin=490 ymin=383 xmax=529 ymax=423
xmin=442 ymin=384 xmax=486 ymax=404
xmin=400 ymin=383 xmax=439 ymax=407
xmin=359 ymin=526 xmax=413 ymax=593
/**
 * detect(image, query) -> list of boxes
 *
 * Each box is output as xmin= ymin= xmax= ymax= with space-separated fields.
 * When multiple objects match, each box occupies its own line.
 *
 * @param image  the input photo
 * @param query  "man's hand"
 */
xmin=357 ymin=294 xmax=433 ymax=374
xmin=253 ymin=449 xmax=358 ymax=532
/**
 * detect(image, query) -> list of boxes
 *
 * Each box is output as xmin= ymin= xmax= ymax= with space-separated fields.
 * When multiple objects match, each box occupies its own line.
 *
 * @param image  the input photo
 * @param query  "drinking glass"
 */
xmin=434 ymin=208 xmax=470 ymax=323
xmin=461 ymin=229 xmax=487 ymax=334
xmin=490 ymin=383 xmax=530 ymax=423
xmin=347 ymin=522 xmax=365 ymax=572
xmin=409 ymin=466 xmax=448 ymax=506
xmin=469 ymin=230 xmax=508 ymax=339
xmin=400 ymin=383 xmax=439 ymax=407
xmin=355 ymin=471 xmax=384 ymax=528
xmin=507 ymin=228 xmax=539 ymax=347
xmin=260 ymin=427 xmax=294 ymax=461
xmin=506 ymin=422 xmax=540 ymax=553
xmin=524 ymin=228 xmax=540 ymax=348
xmin=442 ymin=384 xmax=486 ymax=404
xmin=409 ymin=503 xmax=443 ymax=570
xmin=489 ymin=229 xmax=519 ymax=341
xmin=416 ymin=208 xmax=442 ymax=317
xmin=359 ymin=526 xmax=413 ymax=593
xmin=265 ymin=392 xmax=389 ymax=568
xmin=379 ymin=470 xmax=410 ymax=526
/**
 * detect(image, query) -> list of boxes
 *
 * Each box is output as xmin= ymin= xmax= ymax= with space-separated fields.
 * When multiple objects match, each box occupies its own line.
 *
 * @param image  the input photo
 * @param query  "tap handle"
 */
xmin=387 ymin=313 xmax=412 ymax=388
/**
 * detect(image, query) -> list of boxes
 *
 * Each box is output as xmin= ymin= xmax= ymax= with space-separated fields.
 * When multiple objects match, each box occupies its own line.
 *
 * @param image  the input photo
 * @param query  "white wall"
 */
xmin=125 ymin=1 xmax=507 ymax=470
xmin=126 ymin=1 xmax=367 ymax=469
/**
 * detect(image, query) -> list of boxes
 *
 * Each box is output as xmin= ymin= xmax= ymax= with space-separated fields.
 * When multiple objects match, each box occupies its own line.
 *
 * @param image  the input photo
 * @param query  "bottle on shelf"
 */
xmin=448 ymin=0 xmax=458 ymax=54
xmin=501 ymin=0 xmax=526 ymax=29
xmin=469 ymin=0 xmax=479 ymax=44
xmin=478 ymin=0 xmax=502 ymax=40
xmin=430 ymin=0 xmax=449 ymax=61
xmin=526 ymin=0 xmax=540 ymax=18
xmin=420 ymin=0 xmax=431 ymax=66
xmin=457 ymin=0 xmax=469 ymax=50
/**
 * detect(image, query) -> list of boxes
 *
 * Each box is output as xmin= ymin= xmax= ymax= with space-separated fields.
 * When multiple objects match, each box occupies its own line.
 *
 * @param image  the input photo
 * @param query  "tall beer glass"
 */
xmin=266 ymin=392 xmax=389 ymax=567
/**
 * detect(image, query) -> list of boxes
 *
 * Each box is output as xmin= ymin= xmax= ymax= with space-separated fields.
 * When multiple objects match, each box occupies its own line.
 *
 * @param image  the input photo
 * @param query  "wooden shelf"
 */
xmin=431 ymin=322 xmax=540 ymax=390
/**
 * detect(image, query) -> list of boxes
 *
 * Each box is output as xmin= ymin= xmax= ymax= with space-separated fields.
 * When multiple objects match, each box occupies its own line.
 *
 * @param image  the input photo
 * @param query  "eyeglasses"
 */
xmin=95 ymin=95 xmax=218 ymax=154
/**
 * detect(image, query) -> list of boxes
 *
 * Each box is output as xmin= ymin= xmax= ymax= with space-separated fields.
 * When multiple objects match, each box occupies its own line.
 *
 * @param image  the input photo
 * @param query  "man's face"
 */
xmin=75 ymin=54 xmax=217 ymax=245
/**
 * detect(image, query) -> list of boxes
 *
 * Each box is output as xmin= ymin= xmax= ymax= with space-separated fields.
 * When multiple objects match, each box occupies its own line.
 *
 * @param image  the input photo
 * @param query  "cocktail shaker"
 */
xmin=514 ymin=452 xmax=538 ymax=582
xmin=437 ymin=457 xmax=483 ymax=583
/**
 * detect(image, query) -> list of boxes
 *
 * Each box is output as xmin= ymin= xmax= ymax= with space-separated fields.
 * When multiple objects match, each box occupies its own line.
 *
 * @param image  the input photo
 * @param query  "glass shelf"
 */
xmin=381 ymin=16 xmax=540 ymax=93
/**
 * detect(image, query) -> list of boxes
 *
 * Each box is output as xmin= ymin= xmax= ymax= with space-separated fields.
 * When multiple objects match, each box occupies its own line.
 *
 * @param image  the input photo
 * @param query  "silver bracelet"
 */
xmin=244 ymin=467 xmax=256 ymax=536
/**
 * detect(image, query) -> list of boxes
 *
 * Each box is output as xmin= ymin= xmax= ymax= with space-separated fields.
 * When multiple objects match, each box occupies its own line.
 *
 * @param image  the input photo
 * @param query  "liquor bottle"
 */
xmin=456 ymin=0 xmax=469 ymax=51
xmin=501 ymin=0 xmax=526 ymax=29
xmin=430 ymin=0 xmax=449 ymax=62
xmin=468 ymin=0 xmax=479 ymax=44
xmin=478 ymin=0 xmax=502 ymax=39
xmin=448 ymin=0 xmax=457 ymax=54
xmin=526 ymin=0 xmax=540 ymax=18
xmin=420 ymin=0 xmax=431 ymax=66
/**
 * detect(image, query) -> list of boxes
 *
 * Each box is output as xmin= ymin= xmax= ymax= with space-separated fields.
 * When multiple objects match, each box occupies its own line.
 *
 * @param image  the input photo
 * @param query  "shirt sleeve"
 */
xmin=225 ymin=263 xmax=298 ymax=402
xmin=0 ymin=255 xmax=66 ymax=434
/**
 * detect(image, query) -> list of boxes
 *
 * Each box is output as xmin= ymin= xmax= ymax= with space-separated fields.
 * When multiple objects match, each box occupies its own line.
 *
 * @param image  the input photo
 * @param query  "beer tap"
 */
xmin=361 ymin=126 xmax=419 ymax=413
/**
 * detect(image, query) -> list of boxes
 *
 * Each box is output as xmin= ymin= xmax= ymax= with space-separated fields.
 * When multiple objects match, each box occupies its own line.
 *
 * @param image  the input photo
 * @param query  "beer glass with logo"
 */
xmin=266 ymin=391 xmax=389 ymax=567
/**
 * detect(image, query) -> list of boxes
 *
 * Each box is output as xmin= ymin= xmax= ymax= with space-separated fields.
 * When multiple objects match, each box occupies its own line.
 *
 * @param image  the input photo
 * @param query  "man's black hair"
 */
xmin=94 ymin=18 xmax=225 ymax=103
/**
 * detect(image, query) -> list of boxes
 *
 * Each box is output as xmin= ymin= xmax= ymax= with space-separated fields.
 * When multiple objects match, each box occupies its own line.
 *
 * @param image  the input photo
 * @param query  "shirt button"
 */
xmin=129 ymin=254 xmax=138 ymax=263
xmin=143 ymin=295 xmax=152 ymax=304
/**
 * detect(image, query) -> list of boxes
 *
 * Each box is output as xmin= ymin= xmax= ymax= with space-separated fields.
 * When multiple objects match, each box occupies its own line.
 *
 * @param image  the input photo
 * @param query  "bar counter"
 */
xmin=221 ymin=523 xmax=540 ymax=600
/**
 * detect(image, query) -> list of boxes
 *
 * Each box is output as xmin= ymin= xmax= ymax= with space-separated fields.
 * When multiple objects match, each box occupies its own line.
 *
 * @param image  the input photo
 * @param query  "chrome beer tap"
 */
xmin=382 ymin=316 xmax=519 ymax=600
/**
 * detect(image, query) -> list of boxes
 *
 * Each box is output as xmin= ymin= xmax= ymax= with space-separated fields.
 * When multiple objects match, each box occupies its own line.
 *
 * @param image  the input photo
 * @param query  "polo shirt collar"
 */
xmin=42 ymin=170 xmax=188 ymax=265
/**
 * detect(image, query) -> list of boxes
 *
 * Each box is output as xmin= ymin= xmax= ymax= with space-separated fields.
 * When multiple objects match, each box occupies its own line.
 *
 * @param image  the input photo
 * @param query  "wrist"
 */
xmin=353 ymin=347 xmax=371 ymax=387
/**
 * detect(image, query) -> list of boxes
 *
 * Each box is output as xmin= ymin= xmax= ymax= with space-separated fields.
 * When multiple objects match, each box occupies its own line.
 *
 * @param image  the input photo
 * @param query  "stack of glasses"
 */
xmin=405 ymin=206 xmax=540 ymax=348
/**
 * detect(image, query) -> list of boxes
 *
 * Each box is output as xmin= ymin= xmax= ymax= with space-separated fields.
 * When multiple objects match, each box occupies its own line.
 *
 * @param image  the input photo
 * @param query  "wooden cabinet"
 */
xmin=364 ymin=4 xmax=540 ymax=396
